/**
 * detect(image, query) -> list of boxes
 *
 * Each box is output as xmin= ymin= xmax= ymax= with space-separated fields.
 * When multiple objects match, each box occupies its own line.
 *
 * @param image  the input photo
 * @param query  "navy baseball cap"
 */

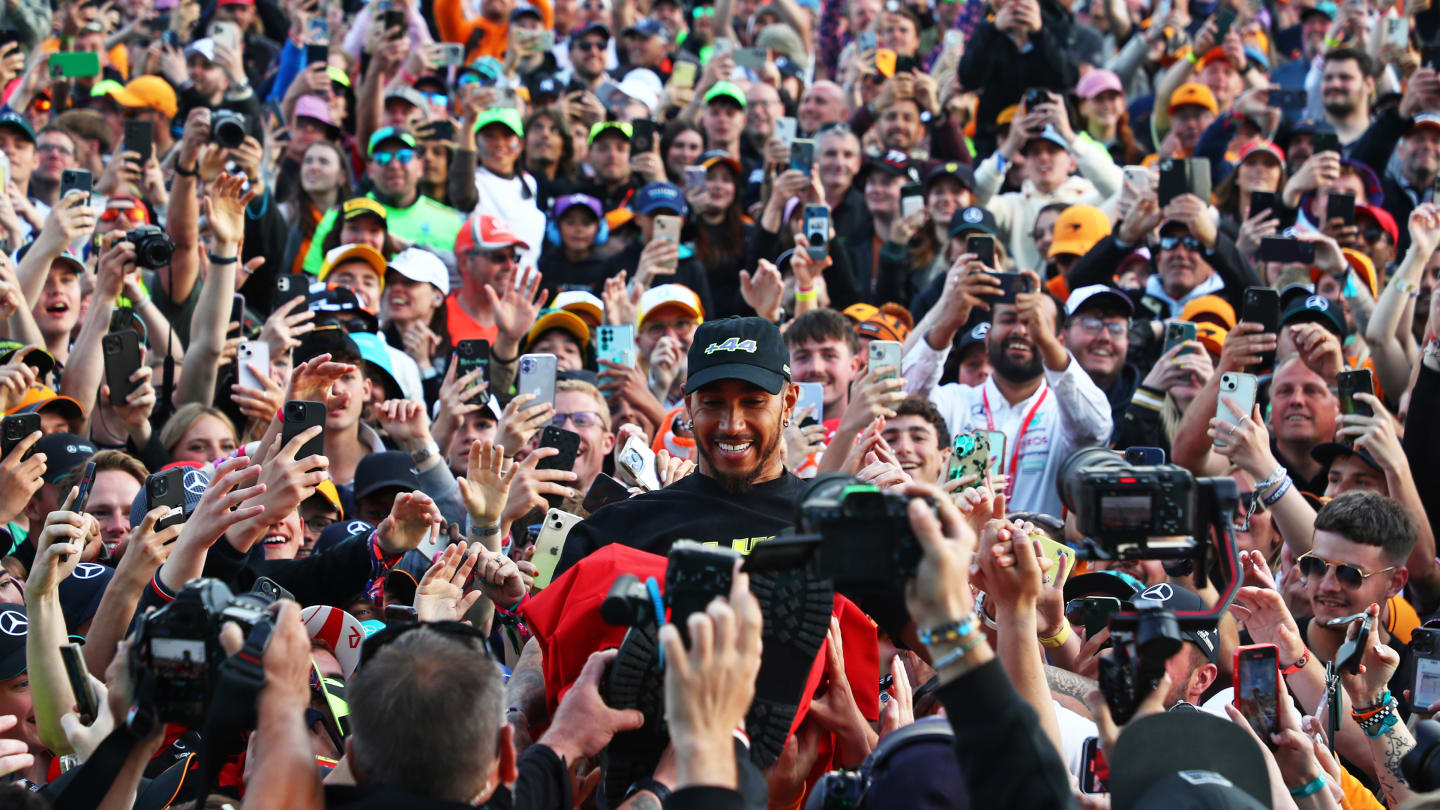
xmin=0 ymin=603 xmax=27 ymax=679
xmin=509 ymin=2 xmax=543 ymax=20
xmin=0 ymin=111 xmax=34 ymax=143
xmin=1281 ymin=293 xmax=1346 ymax=339
xmin=59 ymin=562 xmax=113 ymax=633
xmin=625 ymin=17 xmax=670 ymax=40
xmin=948 ymin=206 xmax=998 ymax=239
xmin=684 ymin=316 xmax=791 ymax=395
xmin=34 ymin=433 xmax=95 ymax=484
xmin=354 ymin=451 xmax=421 ymax=501
xmin=633 ymin=182 xmax=688 ymax=217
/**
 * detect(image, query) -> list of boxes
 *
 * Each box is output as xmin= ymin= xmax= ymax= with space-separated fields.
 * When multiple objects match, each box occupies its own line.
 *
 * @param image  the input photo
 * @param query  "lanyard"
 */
xmin=982 ymin=385 xmax=1048 ymax=498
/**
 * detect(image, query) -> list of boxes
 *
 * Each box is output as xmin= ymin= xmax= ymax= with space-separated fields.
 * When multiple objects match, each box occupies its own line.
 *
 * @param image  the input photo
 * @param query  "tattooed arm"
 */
xmin=1368 ymin=721 xmax=1416 ymax=807
xmin=504 ymin=637 xmax=550 ymax=756
xmin=1045 ymin=665 xmax=1097 ymax=720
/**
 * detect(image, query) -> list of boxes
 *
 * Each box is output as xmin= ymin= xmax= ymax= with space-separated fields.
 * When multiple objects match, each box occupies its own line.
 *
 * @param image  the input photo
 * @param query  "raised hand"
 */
xmin=414 ymin=541 xmax=484 ymax=622
xmin=376 ymin=491 xmax=443 ymax=554
xmin=457 ymin=441 xmax=517 ymax=531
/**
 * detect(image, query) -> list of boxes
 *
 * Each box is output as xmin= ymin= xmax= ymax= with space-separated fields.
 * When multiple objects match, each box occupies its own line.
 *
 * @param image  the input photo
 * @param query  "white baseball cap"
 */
xmin=386 ymin=247 xmax=450 ymax=296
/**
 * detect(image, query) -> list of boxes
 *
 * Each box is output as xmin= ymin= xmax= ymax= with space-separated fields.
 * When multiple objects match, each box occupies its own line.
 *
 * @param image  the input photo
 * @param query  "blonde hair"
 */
xmin=160 ymin=403 xmax=239 ymax=454
xmin=556 ymin=378 xmax=612 ymax=432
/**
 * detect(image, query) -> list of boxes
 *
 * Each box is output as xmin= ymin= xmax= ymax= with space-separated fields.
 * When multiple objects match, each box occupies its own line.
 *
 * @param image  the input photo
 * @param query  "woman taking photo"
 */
xmin=660 ymin=120 xmax=705 ymax=184
xmin=1219 ymin=141 xmax=1287 ymax=255
xmin=688 ymin=151 xmax=756 ymax=317
xmin=281 ymin=140 xmax=353 ymax=277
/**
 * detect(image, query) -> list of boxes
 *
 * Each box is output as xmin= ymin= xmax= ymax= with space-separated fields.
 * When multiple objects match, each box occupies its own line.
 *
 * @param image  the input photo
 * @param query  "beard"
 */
xmin=988 ymin=337 xmax=1042 ymax=383
xmin=1322 ymin=96 xmax=1357 ymax=118
xmin=696 ymin=427 xmax=783 ymax=495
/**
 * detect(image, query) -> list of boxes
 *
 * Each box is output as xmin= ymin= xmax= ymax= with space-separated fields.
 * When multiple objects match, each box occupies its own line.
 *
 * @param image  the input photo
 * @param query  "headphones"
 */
xmin=546 ymin=214 xmax=609 ymax=248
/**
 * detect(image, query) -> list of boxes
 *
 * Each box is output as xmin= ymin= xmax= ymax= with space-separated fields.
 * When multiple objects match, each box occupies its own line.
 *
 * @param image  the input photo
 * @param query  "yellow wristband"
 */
xmin=1324 ymin=35 xmax=1341 ymax=49
xmin=1039 ymin=619 xmax=1072 ymax=648
xmin=795 ymin=287 xmax=818 ymax=302
xmin=1186 ymin=49 xmax=1199 ymax=64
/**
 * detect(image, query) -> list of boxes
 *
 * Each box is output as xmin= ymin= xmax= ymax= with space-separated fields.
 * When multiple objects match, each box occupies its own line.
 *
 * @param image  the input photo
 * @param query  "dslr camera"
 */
xmin=128 ymin=578 xmax=276 ymax=733
xmin=125 ymin=225 xmax=175 ymax=269
xmin=1059 ymin=446 xmax=1198 ymax=556
xmin=798 ymin=473 xmax=924 ymax=583
xmin=211 ymin=110 xmax=247 ymax=149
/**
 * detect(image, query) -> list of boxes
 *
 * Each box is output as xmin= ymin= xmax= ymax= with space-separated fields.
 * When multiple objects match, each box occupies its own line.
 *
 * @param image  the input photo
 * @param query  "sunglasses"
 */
xmin=373 ymin=148 xmax=416 ymax=165
xmin=1158 ymin=234 xmax=1202 ymax=252
xmin=470 ymin=249 xmax=516 ymax=263
xmin=421 ymin=92 xmax=449 ymax=106
xmin=574 ymin=39 xmax=606 ymax=51
xmin=1296 ymin=552 xmax=1395 ymax=589
xmin=359 ymin=619 xmax=492 ymax=669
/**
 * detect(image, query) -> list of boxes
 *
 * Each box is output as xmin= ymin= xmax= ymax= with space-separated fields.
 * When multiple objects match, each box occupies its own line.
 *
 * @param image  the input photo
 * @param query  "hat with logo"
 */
xmin=1311 ymin=440 xmax=1381 ymax=474
xmin=1021 ymin=123 xmax=1069 ymax=152
xmin=342 ymin=197 xmax=387 ymax=224
xmin=703 ymin=80 xmax=746 ymax=109
xmin=1111 ymin=713 xmax=1272 ymax=810
xmin=314 ymin=519 xmax=375 ymax=556
xmin=386 ymin=247 xmax=450 ymax=296
xmin=1181 ymin=294 xmax=1237 ymax=329
xmin=58 ymin=562 xmax=113 ymax=633
xmin=474 ymin=107 xmax=524 ymax=137
xmin=185 ymin=38 xmax=217 ymax=63
xmin=309 ymin=288 xmax=379 ymax=333
xmin=1196 ymin=322 xmax=1228 ymax=355
xmin=1065 ymin=284 xmax=1134 ymax=317
xmin=948 ymin=206 xmax=998 ymax=239
xmin=127 ymin=464 xmax=211 ymax=526
xmin=625 ymin=17 xmax=672 ymax=40
xmin=525 ymin=308 xmax=591 ymax=352
xmin=1062 ymin=570 xmax=1146 ymax=602
xmin=319 ymin=243 xmax=387 ymax=291
xmin=633 ymin=182 xmax=689 ymax=217
xmin=1168 ymin=82 xmax=1219 ymax=116
xmin=1049 ymin=205 xmax=1112 ymax=258
xmin=0 ymin=111 xmax=33 ymax=144
xmin=639 ymin=283 xmax=704 ymax=326
xmin=855 ymin=311 xmax=911 ymax=342
xmin=958 ymin=321 xmax=991 ymax=351
xmin=861 ymin=149 xmax=914 ymax=181
xmin=354 ymin=451 xmax=421 ymax=502
xmin=922 ymin=160 xmax=975 ymax=192
xmin=456 ymin=213 xmax=530 ymax=255
xmin=1282 ymin=294 xmax=1346 ymax=339
xmin=106 ymin=75 xmax=178 ymax=119
xmin=555 ymin=290 xmax=605 ymax=326
xmin=842 ymin=303 xmax=880 ymax=323
xmin=0 ymin=604 xmax=27 ymax=679
xmin=0 ymin=343 xmax=56 ymax=380
xmin=699 ymin=148 xmax=743 ymax=175
xmin=1132 ymin=581 xmax=1218 ymax=661
xmin=367 ymin=126 xmax=416 ymax=156
xmin=311 ymin=479 xmax=344 ymax=517
xmin=553 ymin=193 xmax=603 ymax=221
xmin=294 ymin=324 xmax=365 ymax=366
xmin=301 ymin=605 xmax=366 ymax=679
xmin=12 ymin=387 xmax=84 ymax=424
xmin=685 ymin=316 xmax=791 ymax=395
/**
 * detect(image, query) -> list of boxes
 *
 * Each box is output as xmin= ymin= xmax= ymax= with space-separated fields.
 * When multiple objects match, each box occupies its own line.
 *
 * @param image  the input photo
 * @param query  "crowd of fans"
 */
xmin=0 ymin=0 xmax=1437 ymax=806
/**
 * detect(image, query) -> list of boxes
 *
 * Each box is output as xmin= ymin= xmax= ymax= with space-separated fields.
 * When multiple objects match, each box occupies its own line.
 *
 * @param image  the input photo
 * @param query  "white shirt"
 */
xmin=903 ymin=338 xmax=1112 ymax=516
xmin=471 ymin=167 xmax=546 ymax=273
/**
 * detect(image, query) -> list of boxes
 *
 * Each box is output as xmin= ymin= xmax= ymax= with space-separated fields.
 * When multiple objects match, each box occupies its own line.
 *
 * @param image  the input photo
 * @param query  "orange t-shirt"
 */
xmin=434 ymin=0 xmax=553 ymax=61
xmin=445 ymin=294 xmax=499 ymax=345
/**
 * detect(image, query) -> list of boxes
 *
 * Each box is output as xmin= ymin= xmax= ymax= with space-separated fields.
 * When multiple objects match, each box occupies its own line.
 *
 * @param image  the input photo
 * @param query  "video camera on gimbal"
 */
xmin=1057 ymin=447 xmax=1243 ymax=724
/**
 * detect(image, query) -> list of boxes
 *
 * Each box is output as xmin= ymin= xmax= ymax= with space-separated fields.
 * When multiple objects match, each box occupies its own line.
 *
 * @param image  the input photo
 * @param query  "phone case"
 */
xmin=1337 ymin=369 xmax=1374 ymax=417
xmin=774 ymin=117 xmax=797 ymax=144
xmin=596 ymin=325 xmax=636 ymax=368
xmin=530 ymin=508 xmax=584 ymax=591
xmin=1032 ymin=533 xmax=1076 ymax=585
xmin=517 ymin=353 xmax=557 ymax=408
xmin=869 ymin=340 xmax=902 ymax=382
xmin=60 ymin=644 xmax=98 ymax=722
xmin=945 ymin=431 xmax=991 ymax=488
xmin=1413 ymin=629 xmax=1440 ymax=707
xmin=804 ymin=204 xmax=829 ymax=259
xmin=456 ymin=339 xmax=491 ymax=382
xmin=982 ymin=429 xmax=1006 ymax=474
xmin=1163 ymin=319 xmax=1197 ymax=355
xmin=1 ymin=414 xmax=37 ymax=458
xmin=653 ymin=215 xmax=682 ymax=270
xmin=619 ymin=434 xmax=661 ymax=491
xmin=124 ymin=120 xmax=153 ymax=160
xmin=1216 ymin=372 xmax=1259 ymax=436
xmin=274 ymin=273 xmax=309 ymax=307
xmin=102 ymin=330 xmax=143 ymax=406
xmin=684 ymin=166 xmax=707 ymax=191
xmin=282 ymin=400 xmax=326 ymax=461
xmin=1233 ymin=644 xmax=1280 ymax=742
xmin=790 ymin=139 xmax=815 ymax=174
xmin=147 ymin=468 xmax=187 ymax=531
xmin=237 ymin=341 xmax=270 ymax=391
xmin=795 ymin=382 xmax=825 ymax=424
xmin=60 ymin=169 xmax=91 ymax=203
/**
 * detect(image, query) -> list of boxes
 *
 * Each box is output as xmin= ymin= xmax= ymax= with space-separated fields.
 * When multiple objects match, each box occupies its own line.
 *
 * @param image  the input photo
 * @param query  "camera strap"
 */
xmin=981 ymin=386 xmax=1047 ymax=496
xmin=1325 ymin=661 xmax=1341 ymax=754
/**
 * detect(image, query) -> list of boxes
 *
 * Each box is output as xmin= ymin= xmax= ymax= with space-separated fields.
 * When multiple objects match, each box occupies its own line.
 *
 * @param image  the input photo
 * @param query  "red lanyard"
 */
xmin=982 ymin=385 xmax=1048 ymax=498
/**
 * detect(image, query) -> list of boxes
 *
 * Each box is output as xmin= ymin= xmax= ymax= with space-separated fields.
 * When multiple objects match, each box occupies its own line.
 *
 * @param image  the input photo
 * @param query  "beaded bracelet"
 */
xmin=918 ymin=616 xmax=976 ymax=645
xmin=1289 ymin=775 xmax=1327 ymax=799
xmin=930 ymin=631 xmax=985 ymax=670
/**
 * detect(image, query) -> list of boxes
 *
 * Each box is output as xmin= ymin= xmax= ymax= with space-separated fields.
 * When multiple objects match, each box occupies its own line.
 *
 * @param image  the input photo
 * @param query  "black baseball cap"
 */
xmin=948 ymin=206 xmax=998 ymax=239
xmin=59 ymin=562 xmax=113 ymax=633
xmin=1111 ymin=713 xmax=1272 ymax=810
xmin=0 ymin=603 xmax=27 ymax=680
xmin=34 ymin=433 xmax=96 ymax=484
xmin=314 ymin=519 xmax=374 ymax=556
xmin=1131 ymin=581 xmax=1218 ymax=661
xmin=1311 ymin=440 xmax=1381 ymax=473
xmin=1281 ymin=293 xmax=1346 ymax=340
xmin=684 ymin=316 xmax=791 ymax=395
xmin=354 ymin=451 xmax=421 ymax=501
xmin=295 ymin=325 xmax=365 ymax=366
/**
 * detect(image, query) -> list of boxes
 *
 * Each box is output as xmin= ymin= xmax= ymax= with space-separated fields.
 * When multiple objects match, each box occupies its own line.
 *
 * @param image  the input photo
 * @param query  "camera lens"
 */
xmin=154 ymin=478 xmax=168 ymax=495
xmin=1057 ymin=446 xmax=1130 ymax=515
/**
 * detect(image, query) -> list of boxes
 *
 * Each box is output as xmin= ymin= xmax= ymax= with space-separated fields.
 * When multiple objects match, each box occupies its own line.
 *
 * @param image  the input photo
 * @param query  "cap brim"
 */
xmin=1310 ymin=440 xmax=1381 ymax=472
xmin=1111 ymin=713 xmax=1272 ymax=810
xmin=1071 ymin=289 xmax=1135 ymax=315
xmin=355 ymin=478 xmax=421 ymax=502
xmin=684 ymin=363 xmax=786 ymax=396
xmin=19 ymin=397 xmax=83 ymax=420
xmin=1062 ymin=571 xmax=1140 ymax=602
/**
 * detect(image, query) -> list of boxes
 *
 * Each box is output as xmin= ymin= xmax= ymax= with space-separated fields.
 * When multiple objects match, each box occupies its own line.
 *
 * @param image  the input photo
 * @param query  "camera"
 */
xmin=128 ymin=578 xmax=276 ymax=733
xmin=799 ymin=473 xmax=924 ymax=584
xmin=1023 ymin=87 xmax=1049 ymax=109
xmin=125 ymin=225 xmax=175 ymax=269
xmin=211 ymin=110 xmax=247 ymax=149
xmin=807 ymin=770 xmax=866 ymax=809
xmin=1404 ymin=720 xmax=1440 ymax=792
xmin=1058 ymin=446 xmax=1197 ymax=553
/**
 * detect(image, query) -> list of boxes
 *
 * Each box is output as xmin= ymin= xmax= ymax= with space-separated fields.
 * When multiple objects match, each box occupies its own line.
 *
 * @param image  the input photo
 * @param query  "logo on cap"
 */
xmin=0 ymin=611 xmax=25 ymax=637
xmin=704 ymin=337 xmax=758 ymax=354
xmin=348 ymin=520 xmax=372 ymax=535
xmin=1306 ymin=295 xmax=1329 ymax=310
xmin=944 ymin=162 xmax=960 ymax=172
xmin=962 ymin=207 xmax=983 ymax=224
xmin=1139 ymin=582 xmax=1173 ymax=602
xmin=971 ymin=323 xmax=990 ymax=339
xmin=73 ymin=563 xmax=106 ymax=580
xmin=185 ymin=473 xmax=208 ymax=496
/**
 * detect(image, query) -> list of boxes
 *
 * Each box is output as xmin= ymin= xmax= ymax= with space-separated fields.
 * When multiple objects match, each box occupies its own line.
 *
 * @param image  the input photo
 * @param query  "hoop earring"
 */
xmin=783 ymin=418 xmax=791 ymax=427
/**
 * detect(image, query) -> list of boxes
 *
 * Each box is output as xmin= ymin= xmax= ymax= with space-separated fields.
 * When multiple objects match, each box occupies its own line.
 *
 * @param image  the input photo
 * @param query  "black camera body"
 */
xmin=211 ymin=110 xmax=247 ymax=148
xmin=799 ymin=474 xmax=923 ymax=584
xmin=125 ymin=225 xmax=175 ymax=269
xmin=1404 ymin=719 xmax=1440 ymax=792
xmin=806 ymin=770 xmax=866 ymax=810
xmin=129 ymin=578 xmax=275 ymax=733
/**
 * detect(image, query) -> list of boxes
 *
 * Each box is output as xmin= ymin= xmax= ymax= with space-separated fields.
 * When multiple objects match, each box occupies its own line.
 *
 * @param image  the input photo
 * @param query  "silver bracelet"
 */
xmin=1254 ymin=463 xmax=1288 ymax=493
xmin=473 ymin=523 xmax=501 ymax=537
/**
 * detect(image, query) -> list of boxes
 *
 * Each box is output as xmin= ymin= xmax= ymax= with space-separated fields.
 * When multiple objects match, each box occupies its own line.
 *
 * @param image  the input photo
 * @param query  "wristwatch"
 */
xmin=409 ymin=443 xmax=440 ymax=465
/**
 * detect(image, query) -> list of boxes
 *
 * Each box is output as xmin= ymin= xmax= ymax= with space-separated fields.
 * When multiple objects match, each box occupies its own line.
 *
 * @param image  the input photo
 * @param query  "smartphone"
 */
xmin=1337 ymin=368 xmax=1374 ymax=418
xmin=1079 ymin=736 xmax=1108 ymax=793
xmin=666 ymin=540 xmax=740 ymax=645
xmin=421 ymin=119 xmax=456 ymax=141
xmin=596 ymin=324 xmax=636 ymax=368
xmin=1267 ymin=88 xmax=1307 ymax=109
xmin=1123 ymin=446 xmax=1167 ymax=465
xmin=208 ymin=20 xmax=241 ymax=50
xmin=858 ymin=30 xmax=877 ymax=52
xmin=102 ymin=329 xmax=143 ymax=406
xmin=228 ymin=294 xmax=246 ymax=338
xmin=803 ymin=204 xmax=829 ymax=260
xmin=684 ymin=165 xmax=708 ymax=192
xmin=535 ymin=426 xmax=580 ymax=508
xmin=72 ymin=460 xmax=97 ymax=516
xmin=774 ymin=116 xmax=797 ymax=145
xmin=1067 ymin=596 xmax=1123 ymax=637
xmin=900 ymin=183 xmax=924 ymax=219
xmin=789 ymin=138 xmax=815 ymax=175
xmin=631 ymin=119 xmax=656 ymax=153
xmin=653 ymin=214 xmax=682 ymax=271
xmin=123 ymin=119 xmax=153 ymax=162
xmin=982 ymin=429 xmax=1006 ymax=475
xmin=945 ymin=430 xmax=991 ymax=488
xmin=274 ymin=272 xmax=309 ymax=307
xmin=60 ymin=169 xmax=92 ymax=205
xmin=236 ymin=341 xmax=270 ymax=392
xmin=147 ymin=467 xmax=187 ymax=531
xmin=281 ymin=400 xmax=326 ymax=461
xmin=1 ymin=414 xmax=38 ymax=459
xmin=1032 ymin=533 xmax=1076 ymax=586
xmin=1161 ymin=319 xmax=1197 ymax=357
xmin=795 ymin=381 xmax=825 ymax=426
xmin=1233 ymin=644 xmax=1281 ymax=745
xmin=618 ymin=434 xmax=661 ymax=491
xmin=48 ymin=51 xmax=101 ymax=79
xmin=517 ymin=353 xmax=558 ymax=409
xmin=582 ymin=472 xmax=632 ymax=513
xmin=1216 ymin=372 xmax=1260 ymax=440
xmin=438 ymin=42 xmax=464 ymax=66
xmin=868 ymin=340 xmax=901 ymax=382
xmin=1249 ymin=190 xmax=1278 ymax=219
xmin=1412 ymin=628 xmax=1440 ymax=709
xmin=1122 ymin=165 xmax=1149 ymax=192
xmin=1386 ymin=11 xmax=1410 ymax=49
xmin=1330 ymin=611 xmax=1373 ymax=675
xmin=1213 ymin=5 xmax=1237 ymax=38
xmin=1313 ymin=131 xmax=1341 ymax=155
xmin=455 ymin=339 xmax=491 ymax=384
xmin=60 ymin=643 xmax=98 ymax=725
xmin=1242 ymin=286 xmax=1280 ymax=369
xmin=989 ymin=272 xmax=1032 ymax=304
xmin=382 ymin=9 xmax=404 ymax=37
xmin=734 ymin=46 xmax=768 ymax=70
xmin=250 ymin=576 xmax=293 ymax=602
xmin=1425 ymin=43 xmax=1440 ymax=71
xmin=1256 ymin=237 xmax=1315 ymax=265
xmin=742 ymin=536 xmax=821 ymax=572
xmin=712 ymin=37 xmax=734 ymax=55
xmin=305 ymin=14 xmax=329 ymax=44
xmin=670 ymin=60 xmax=697 ymax=88
xmin=530 ymin=508 xmax=584 ymax=591
xmin=1158 ymin=159 xmax=1188 ymax=206
xmin=1326 ymin=192 xmax=1356 ymax=226
xmin=966 ymin=235 xmax=995 ymax=266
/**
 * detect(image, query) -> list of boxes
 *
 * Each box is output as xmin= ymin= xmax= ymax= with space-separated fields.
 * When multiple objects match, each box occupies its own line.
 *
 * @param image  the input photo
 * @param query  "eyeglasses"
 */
xmin=1069 ymin=316 xmax=1127 ymax=336
xmin=421 ymin=92 xmax=449 ymax=107
xmin=468 ymin=248 xmax=516 ymax=263
xmin=304 ymin=515 xmax=337 ymax=535
xmin=1361 ymin=226 xmax=1389 ymax=244
xmin=551 ymin=411 xmax=603 ymax=429
xmin=1296 ymin=552 xmax=1395 ymax=589
xmin=359 ymin=619 xmax=493 ymax=669
xmin=574 ymin=39 xmax=606 ymax=51
xmin=1158 ymin=234 xmax=1202 ymax=252
xmin=37 ymin=144 xmax=71 ymax=157
xmin=373 ymin=149 xmax=416 ymax=165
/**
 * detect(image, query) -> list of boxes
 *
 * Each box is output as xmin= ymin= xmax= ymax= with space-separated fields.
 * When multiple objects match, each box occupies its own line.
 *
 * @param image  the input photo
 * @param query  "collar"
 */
xmin=1143 ymin=271 xmax=1225 ymax=316
xmin=983 ymin=372 xmax=1046 ymax=411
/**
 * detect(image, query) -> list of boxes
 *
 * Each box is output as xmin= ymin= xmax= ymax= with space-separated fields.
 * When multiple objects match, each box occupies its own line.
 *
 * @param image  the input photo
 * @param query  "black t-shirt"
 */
xmin=555 ymin=471 xmax=806 ymax=576
xmin=1271 ymin=437 xmax=1329 ymax=496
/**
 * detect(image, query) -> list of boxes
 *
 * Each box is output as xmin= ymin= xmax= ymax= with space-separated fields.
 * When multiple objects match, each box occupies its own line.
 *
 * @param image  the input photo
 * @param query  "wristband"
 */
xmin=1254 ymin=463 xmax=1287 ymax=493
xmin=1261 ymin=475 xmax=1292 ymax=507
xmin=795 ymin=286 xmax=818 ymax=302
xmin=473 ymin=522 xmax=501 ymax=537
xmin=208 ymin=254 xmax=238 ymax=265
xmin=1186 ymin=49 xmax=1199 ymax=64
xmin=1039 ymin=619 xmax=1071 ymax=648
xmin=1289 ymin=775 xmax=1327 ymax=799
xmin=930 ymin=631 xmax=985 ymax=670
xmin=918 ymin=616 xmax=975 ymax=645
xmin=1352 ymin=689 xmax=1392 ymax=715
xmin=408 ymin=443 xmax=440 ymax=465
xmin=176 ymin=162 xmax=199 ymax=178
xmin=1281 ymin=649 xmax=1309 ymax=675
xmin=624 ymin=778 xmax=673 ymax=803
